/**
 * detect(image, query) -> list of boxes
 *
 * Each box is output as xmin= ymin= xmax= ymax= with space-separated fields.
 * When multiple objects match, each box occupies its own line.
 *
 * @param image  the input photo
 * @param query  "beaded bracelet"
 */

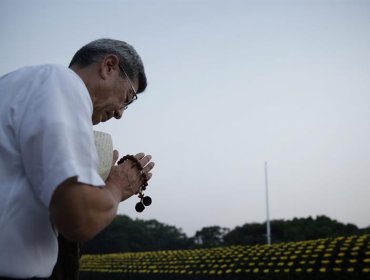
xmin=118 ymin=155 xmax=152 ymax=212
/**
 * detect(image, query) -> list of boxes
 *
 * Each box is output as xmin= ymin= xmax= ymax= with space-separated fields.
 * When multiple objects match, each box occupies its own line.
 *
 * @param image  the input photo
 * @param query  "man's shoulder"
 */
xmin=1 ymin=64 xmax=77 ymax=84
xmin=26 ymin=64 xmax=75 ymax=79
xmin=1 ymin=63 xmax=89 ymax=106
xmin=28 ymin=64 xmax=87 ymax=94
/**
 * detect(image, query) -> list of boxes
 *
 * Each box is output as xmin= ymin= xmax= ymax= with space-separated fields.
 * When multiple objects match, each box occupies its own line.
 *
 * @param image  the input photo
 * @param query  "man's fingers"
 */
xmin=145 ymin=172 xmax=153 ymax=181
xmin=134 ymin=153 xmax=154 ymax=183
xmin=119 ymin=153 xmax=154 ymax=183
xmin=134 ymin=154 xmax=152 ymax=168
xmin=143 ymin=162 xmax=155 ymax=173
xmin=134 ymin=153 xmax=145 ymax=160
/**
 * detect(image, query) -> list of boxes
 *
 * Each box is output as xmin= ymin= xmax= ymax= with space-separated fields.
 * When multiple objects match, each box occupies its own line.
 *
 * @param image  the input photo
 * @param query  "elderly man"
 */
xmin=0 ymin=39 xmax=155 ymax=279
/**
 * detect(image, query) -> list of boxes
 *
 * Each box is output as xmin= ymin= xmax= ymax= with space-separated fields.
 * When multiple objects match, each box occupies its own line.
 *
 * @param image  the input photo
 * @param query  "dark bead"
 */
xmin=142 ymin=196 xmax=152 ymax=206
xmin=135 ymin=202 xmax=145 ymax=212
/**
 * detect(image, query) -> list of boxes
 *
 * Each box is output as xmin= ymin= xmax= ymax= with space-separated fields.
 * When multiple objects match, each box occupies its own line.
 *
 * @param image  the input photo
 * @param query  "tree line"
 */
xmin=81 ymin=215 xmax=370 ymax=254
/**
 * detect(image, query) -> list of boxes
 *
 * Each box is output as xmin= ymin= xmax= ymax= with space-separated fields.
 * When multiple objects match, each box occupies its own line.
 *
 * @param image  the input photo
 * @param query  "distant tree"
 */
xmin=81 ymin=215 xmax=192 ymax=254
xmin=137 ymin=219 xmax=192 ymax=250
xmin=194 ymin=226 xmax=230 ymax=247
xmin=81 ymin=215 xmax=141 ymax=254
xmin=361 ymin=225 xmax=370 ymax=234
xmin=223 ymin=223 xmax=266 ymax=245
xmin=81 ymin=215 xmax=365 ymax=254
xmin=224 ymin=216 xmax=361 ymax=246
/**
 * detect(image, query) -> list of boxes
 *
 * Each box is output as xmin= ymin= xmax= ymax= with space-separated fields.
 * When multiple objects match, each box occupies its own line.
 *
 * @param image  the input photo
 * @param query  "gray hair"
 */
xmin=69 ymin=38 xmax=147 ymax=93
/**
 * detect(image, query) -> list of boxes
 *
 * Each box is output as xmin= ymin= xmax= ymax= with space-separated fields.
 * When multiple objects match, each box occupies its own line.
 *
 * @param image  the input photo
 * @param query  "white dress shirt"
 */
xmin=0 ymin=64 xmax=104 ymax=278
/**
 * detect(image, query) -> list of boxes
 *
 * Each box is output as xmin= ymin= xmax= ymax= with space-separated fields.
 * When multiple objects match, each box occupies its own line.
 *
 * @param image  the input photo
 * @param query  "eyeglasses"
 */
xmin=118 ymin=64 xmax=137 ymax=110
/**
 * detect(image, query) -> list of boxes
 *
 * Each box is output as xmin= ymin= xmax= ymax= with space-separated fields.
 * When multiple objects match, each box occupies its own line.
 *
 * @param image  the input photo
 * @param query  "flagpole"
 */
xmin=265 ymin=161 xmax=271 ymax=245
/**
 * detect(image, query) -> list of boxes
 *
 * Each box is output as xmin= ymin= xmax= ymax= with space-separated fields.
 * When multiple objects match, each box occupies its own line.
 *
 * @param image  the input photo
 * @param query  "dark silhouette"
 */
xmin=82 ymin=214 xmax=369 ymax=254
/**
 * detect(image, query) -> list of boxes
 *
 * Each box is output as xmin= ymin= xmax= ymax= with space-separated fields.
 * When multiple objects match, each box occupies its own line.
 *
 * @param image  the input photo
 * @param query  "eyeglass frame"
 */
xmin=118 ymin=64 xmax=138 ymax=110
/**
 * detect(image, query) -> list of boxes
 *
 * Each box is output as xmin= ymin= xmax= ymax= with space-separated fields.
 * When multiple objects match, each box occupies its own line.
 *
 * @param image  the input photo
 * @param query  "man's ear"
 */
xmin=99 ymin=54 xmax=120 ymax=79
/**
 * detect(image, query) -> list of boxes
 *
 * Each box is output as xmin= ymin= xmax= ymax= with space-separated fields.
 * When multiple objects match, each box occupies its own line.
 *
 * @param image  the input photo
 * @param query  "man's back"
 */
xmin=0 ymin=64 xmax=101 ymax=278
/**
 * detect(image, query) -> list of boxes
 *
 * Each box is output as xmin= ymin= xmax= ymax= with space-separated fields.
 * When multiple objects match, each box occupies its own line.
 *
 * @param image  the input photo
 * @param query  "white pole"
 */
xmin=265 ymin=161 xmax=271 ymax=245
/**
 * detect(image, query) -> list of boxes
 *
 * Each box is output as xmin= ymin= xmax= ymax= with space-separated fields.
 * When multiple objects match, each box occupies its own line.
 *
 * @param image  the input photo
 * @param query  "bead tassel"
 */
xmin=118 ymin=155 xmax=152 ymax=212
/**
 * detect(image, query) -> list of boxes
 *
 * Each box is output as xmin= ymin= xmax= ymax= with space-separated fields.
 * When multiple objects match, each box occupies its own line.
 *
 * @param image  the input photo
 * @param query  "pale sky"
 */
xmin=1 ymin=0 xmax=369 ymax=236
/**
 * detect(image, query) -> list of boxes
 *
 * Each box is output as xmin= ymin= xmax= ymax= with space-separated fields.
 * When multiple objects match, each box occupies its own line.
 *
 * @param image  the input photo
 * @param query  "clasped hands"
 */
xmin=106 ymin=150 xmax=155 ymax=201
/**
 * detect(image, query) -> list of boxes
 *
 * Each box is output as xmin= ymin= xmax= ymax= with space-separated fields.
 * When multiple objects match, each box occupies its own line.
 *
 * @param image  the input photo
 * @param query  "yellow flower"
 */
xmin=333 ymin=267 xmax=342 ymax=272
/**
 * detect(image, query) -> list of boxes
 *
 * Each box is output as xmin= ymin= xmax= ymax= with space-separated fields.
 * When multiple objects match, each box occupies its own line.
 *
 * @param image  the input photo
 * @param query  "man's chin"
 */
xmin=92 ymin=114 xmax=110 ymax=125
xmin=92 ymin=116 xmax=101 ymax=125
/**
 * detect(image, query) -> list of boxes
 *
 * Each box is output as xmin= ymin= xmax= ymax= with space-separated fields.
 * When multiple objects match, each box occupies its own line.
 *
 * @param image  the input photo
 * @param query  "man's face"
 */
xmin=91 ymin=64 xmax=138 ymax=125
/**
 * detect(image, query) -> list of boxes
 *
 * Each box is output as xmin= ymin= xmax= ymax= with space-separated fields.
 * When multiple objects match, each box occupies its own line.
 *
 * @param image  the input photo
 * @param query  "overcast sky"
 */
xmin=1 ymin=0 xmax=369 ymax=237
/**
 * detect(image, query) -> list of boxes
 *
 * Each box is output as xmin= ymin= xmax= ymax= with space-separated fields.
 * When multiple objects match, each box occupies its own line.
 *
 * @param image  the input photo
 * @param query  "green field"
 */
xmin=80 ymin=234 xmax=370 ymax=280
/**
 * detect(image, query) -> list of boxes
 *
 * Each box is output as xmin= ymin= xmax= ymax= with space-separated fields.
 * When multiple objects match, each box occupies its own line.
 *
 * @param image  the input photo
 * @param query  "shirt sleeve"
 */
xmin=17 ymin=65 xmax=105 ymax=208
